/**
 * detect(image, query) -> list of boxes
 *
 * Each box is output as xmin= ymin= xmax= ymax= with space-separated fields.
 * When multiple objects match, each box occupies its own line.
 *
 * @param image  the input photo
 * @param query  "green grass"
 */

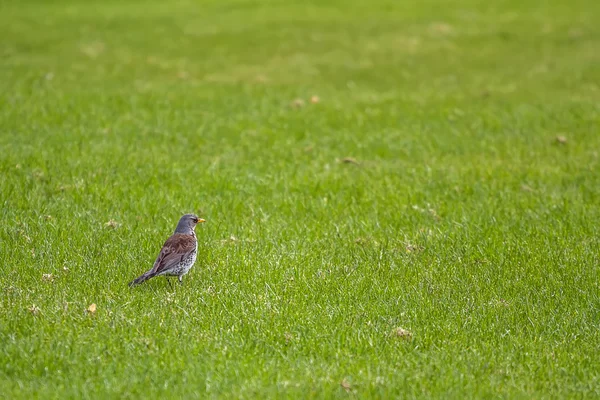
xmin=1 ymin=0 xmax=600 ymax=397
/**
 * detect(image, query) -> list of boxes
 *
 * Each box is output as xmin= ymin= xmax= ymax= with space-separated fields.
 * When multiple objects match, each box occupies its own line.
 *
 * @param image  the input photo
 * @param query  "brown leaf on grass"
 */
xmin=28 ymin=305 xmax=41 ymax=315
xmin=284 ymin=332 xmax=294 ymax=344
xmin=5 ymin=286 xmax=17 ymax=294
xmin=568 ymin=28 xmax=584 ymax=39
xmin=17 ymin=229 xmax=31 ymax=243
xmin=340 ymin=379 xmax=352 ymax=392
xmin=428 ymin=207 xmax=441 ymax=220
xmin=391 ymin=327 xmax=412 ymax=339
xmin=490 ymin=298 xmax=510 ymax=307
xmin=413 ymin=204 xmax=441 ymax=220
xmin=354 ymin=237 xmax=369 ymax=245
xmin=429 ymin=22 xmax=454 ymax=35
xmin=87 ymin=303 xmax=97 ymax=314
xmin=521 ymin=184 xmax=535 ymax=192
xmin=104 ymin=219 xmax=120 ymax=228
xmin=555 ymin=135 xmax=567 ymax=145
xmin=80 ymin=41 xmax=105 ymax=59
xmin=339 ymin=157 xmax=359 ymax=165
xmin=405 ymin=243 xmax=423 ymax=253
xmin=291 ymin=98 xmax=305 ymax=109
xmin=310 ymin=95 xmax=320 ymax=104
xmin=355 ymin=237 xmax=379 ymax=247
xmin=254 ymin=74 xmax=268 ymax=83
xmin=220 ymin=235 xmax=239 ymax=245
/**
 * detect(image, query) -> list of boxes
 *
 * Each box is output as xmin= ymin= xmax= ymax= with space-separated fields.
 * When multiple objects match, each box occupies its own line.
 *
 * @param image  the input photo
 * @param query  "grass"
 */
xmin=1 ymin=0 xmax=599 ymax=397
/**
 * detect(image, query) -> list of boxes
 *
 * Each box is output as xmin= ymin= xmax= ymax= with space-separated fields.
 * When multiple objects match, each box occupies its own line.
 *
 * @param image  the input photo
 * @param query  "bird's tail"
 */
xmin=129 ymin=271 xmax=156 ymax=287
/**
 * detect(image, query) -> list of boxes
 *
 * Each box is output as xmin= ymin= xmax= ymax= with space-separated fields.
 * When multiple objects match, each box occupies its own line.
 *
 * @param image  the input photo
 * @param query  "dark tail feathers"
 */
xmin=129 ymin=271 xmax=156 ymax=287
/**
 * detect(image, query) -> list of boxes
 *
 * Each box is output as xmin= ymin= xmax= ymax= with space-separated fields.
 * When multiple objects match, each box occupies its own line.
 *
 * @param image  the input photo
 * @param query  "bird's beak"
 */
xmin=197 ymin=218 xmax=206 ymax=224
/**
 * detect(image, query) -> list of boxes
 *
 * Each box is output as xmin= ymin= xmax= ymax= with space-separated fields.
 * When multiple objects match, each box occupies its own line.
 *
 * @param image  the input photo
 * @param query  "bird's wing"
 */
xmin=150 ymin=233 xmax=197 ymax=275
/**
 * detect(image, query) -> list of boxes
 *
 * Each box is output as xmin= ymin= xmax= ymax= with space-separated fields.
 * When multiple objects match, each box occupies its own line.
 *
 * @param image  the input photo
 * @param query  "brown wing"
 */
xmin=150 ymin=233 xmax=197 ymax=275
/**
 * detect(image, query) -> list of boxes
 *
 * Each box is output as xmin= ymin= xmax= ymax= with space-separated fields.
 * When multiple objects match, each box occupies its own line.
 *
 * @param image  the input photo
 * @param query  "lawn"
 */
xmin=1 ymin=0 xmax=599 ymax=398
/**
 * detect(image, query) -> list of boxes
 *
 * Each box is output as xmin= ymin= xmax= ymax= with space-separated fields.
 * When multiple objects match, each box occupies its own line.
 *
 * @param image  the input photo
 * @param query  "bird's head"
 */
xmin=175 ymin=213 xmax=206 ymax=233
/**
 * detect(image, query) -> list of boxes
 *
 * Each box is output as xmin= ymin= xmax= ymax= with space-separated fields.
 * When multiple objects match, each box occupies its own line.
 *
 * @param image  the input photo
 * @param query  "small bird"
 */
xmin=129 ymin=214 xmax=205 ymax=287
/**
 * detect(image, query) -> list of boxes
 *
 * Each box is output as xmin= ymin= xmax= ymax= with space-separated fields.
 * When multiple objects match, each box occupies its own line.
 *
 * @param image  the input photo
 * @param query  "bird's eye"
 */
xmin=193 ymin=218 xmax=198 ymax=223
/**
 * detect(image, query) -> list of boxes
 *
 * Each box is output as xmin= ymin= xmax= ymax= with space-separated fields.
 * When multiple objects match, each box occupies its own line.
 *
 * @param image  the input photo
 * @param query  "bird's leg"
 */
xmin=178 ymin=276 xmax=183 ymax=285
xmin=166 ymin=277 xmax=173 ymax=290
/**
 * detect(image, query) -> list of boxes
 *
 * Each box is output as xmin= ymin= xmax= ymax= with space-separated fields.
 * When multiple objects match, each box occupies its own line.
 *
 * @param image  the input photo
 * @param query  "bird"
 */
xmin=129 ymin=214 xmax=205 ymax=288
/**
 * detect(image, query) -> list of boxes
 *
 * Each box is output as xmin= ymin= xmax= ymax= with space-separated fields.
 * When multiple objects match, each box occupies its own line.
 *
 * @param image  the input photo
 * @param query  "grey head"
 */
xmin=174 ymin=214 xmax=205 ymax=234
